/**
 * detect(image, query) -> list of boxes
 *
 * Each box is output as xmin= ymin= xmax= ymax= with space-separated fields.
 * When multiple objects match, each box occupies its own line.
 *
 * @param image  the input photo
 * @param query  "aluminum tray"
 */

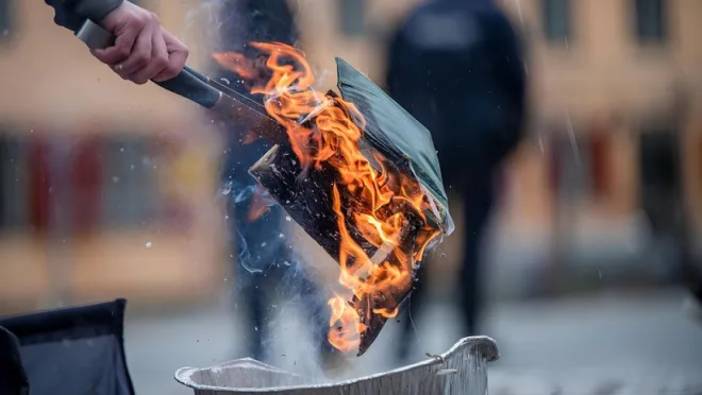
xmin=175 ymin=336 xmax=498 ymax=395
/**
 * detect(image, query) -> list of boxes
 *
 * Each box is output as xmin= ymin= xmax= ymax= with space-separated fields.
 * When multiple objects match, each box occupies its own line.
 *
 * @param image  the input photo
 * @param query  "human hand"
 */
xmin=91 ymin=1 xmax=188 ymax=84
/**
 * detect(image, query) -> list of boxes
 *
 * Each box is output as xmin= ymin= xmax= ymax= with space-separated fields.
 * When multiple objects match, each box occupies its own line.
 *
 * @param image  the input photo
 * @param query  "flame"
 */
xmin=215 ymin=42 xmax=441 ymax=353
xmin=327 ymin=295 xmax=366 ymax=352
xmin=211 ymin=52 xmax=258 ymax=81
xmin=247 ymin=189 xmax=270 ymax=222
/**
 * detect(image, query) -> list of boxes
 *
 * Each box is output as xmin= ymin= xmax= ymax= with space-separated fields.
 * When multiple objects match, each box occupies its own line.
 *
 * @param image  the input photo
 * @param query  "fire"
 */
xmin=211 ymin=52 xmax=258 ymax=81
xmin=327 ymin=295 xmax=366 ymax=352
xmin=246 ymin=187 xmax=270 ymax=222
xmin=215 ymin=42 xmax=441 ymax=354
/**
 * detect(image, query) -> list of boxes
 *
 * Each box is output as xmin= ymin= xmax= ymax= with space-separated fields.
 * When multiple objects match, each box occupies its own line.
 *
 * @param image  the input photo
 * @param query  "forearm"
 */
xmin=45 ymin=0 xmax=123 ymax=31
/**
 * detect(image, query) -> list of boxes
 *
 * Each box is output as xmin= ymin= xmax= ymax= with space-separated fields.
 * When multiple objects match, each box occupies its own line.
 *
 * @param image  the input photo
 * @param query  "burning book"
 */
xmin=214 ymin=43 xmax=453 ymax=356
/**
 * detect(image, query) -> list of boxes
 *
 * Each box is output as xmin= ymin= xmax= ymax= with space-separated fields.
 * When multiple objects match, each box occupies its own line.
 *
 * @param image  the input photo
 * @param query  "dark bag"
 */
xmin=0 ymin=326 xmax=29 ymax=395
xmin=0 ymin=299 xmax=135 ymax=395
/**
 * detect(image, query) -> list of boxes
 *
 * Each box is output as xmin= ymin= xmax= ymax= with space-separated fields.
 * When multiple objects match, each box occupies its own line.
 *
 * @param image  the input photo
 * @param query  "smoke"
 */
xmin=218 ymin=164 xmax=335 ymax=379
xmin=261 ymin=264 xmax=332 ymax=382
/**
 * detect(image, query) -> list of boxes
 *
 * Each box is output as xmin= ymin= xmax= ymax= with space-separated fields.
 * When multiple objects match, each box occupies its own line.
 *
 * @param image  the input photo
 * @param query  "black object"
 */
xmin=0 ymin=326 xmax=29 ymax=395
xmin=0 ymin=299 xmax=135 ymax=395
xmin=156 ymin=66 xmax=222 ymax=109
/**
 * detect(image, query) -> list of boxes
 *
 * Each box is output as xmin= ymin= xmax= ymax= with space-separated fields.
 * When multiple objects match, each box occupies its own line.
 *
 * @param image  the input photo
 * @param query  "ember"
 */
xmin=214 ymin=42 xmax=443 ymax=355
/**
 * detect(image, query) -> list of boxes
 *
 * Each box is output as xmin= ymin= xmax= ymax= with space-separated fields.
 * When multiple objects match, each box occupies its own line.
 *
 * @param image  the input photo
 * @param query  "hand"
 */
xmin=91 ymin=1 xmax=188 ymax=84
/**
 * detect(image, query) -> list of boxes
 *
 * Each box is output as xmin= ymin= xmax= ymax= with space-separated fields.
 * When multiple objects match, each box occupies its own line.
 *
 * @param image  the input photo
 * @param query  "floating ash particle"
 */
xmin=221 ymin=181 xmax=233 ymax=196
xmin=145 ymin=241 xmax=152 ymax=248
xmin=233 ymin=184 xmax=255 ymax=203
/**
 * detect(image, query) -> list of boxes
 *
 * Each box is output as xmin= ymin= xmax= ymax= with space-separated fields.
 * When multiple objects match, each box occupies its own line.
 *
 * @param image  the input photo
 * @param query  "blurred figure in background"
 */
xmin=386 ymin=0 xmax=526 ymax=360
xmin=214 ymin=0 xmax=329 ymax=361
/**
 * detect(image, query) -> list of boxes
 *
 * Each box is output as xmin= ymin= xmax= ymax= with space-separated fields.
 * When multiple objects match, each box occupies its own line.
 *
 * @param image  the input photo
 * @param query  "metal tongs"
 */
xmin=75 ymin=19 xmax=283 ymax=140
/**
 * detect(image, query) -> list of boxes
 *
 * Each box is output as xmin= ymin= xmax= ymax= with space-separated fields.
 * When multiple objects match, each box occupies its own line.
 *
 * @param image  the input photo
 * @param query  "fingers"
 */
xmin=114 ymin=22 xmax=154 ymax=81
xmin=152 ymin=29 xmax=189 ymax=82
xmin=130 ymin=28 xmax=169 ymax=84
xmin=91 ymin=26 xmax=138 ymax=65
xmin=89 ymin=3 xmax=189 ymax=85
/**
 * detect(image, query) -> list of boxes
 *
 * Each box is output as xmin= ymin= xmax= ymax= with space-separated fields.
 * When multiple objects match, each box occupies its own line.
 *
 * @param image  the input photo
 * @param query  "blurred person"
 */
xmin=213 ymin=0 xmax=330 ymax=360
xmin=45 ymin=0 xmax=188 ymax=84
xmin=386 ymin=0 xmax=526 ymax=360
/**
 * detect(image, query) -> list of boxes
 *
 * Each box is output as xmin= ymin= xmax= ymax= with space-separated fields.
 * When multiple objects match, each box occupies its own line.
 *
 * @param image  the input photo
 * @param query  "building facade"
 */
xmin=294 ymin=0 xmax=702 ymax=285
xmin=0 ymin=0 xmax=227 ymax=313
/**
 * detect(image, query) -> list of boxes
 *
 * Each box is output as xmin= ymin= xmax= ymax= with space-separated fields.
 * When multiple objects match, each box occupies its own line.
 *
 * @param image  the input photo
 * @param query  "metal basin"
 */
xmin=175 ymin=336 xmax=498 ymax=395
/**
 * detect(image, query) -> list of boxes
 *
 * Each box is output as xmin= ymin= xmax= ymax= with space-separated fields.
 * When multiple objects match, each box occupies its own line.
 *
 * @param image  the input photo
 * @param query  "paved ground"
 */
xmin=124 ymin=287 xmax=702 ymax=394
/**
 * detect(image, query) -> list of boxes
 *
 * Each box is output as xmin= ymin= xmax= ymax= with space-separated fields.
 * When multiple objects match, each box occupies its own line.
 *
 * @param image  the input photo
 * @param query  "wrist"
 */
xmin=99 ymin=0 xmax=130 ymax=31
xmin=87 ymin=0 xmax=124 ymax=24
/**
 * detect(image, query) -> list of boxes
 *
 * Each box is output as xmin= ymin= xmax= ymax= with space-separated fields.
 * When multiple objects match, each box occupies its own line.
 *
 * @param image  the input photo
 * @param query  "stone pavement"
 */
xmin=124 ymin=287 xmax=702 ymax=394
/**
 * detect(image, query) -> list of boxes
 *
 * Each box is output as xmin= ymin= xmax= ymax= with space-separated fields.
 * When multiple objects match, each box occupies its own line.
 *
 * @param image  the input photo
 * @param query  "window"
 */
xmin=0 ymin=133 xmax=27 ymax=230
xmin=542 ymin=0 xmax=571 ymax=44
xmin=102 ymin=136 xmax=157 ymax=227
xmin=639 ymin=128 xmax=680 ymax=234
xmin=634 ymin=0 xmax=666 ymax=43
xmin=0 ymin=0 xmax=14 ymax=43
xmin=338 ymin=0 xmax=365 ymax=37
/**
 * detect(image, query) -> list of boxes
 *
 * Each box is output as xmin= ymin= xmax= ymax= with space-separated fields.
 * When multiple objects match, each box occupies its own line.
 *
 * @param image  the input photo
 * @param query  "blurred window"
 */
xmin=102 ymin=137 xmax=157 ymax=228
xmin=338 ymin=0 xmax=365 ymax=37
xmin=0 ymin=133 xmax=27 ymax=230
xmin=588 ymin=132 xmax=612 ymax=200
xmin=639 ymin=128 xmax=680 ymax=234
xmin=634 ymin=0 xmax=666 ymax=43
xmin=547 ymin=122 xmax=592 ymax=203
xmin=542 ymin=0 xmax=571 ymax=44
xmin=0 ymin=133 xmax=160 ymax=233
xmin=0 ymin=0 xmax=14 ymax=43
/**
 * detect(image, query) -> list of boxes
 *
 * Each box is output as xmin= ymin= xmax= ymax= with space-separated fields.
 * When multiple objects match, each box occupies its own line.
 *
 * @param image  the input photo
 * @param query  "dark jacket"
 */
xmin=45 ymin=0 xmax=123 ymax=32
xmin=387 ymin=0 xmax=525 ymax=185
xmin=218 ymin=0 xmax=298 ymax=271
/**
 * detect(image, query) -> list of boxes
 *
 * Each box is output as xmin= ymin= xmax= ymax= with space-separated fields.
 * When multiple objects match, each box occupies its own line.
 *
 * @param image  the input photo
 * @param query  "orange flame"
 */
xmin=327 ymin=295 xmax=366 ymax=352
xmin=215 ymin=42 xmax=441 ymax=353
xmin=246 ymin=189 xmax=270 ymax=222
xmin=211 ymin=52 xmax=258 ymax=81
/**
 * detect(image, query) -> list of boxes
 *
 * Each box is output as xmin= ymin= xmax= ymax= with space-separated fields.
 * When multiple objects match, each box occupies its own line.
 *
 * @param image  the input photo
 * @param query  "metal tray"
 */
xmin=175 ymin=336 xmax=498 ymax=395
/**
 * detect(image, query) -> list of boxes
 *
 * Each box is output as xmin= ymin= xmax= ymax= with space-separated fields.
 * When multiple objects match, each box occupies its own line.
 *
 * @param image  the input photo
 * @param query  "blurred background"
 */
xmin=1 ymin=0 xmax=702 ymax=393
